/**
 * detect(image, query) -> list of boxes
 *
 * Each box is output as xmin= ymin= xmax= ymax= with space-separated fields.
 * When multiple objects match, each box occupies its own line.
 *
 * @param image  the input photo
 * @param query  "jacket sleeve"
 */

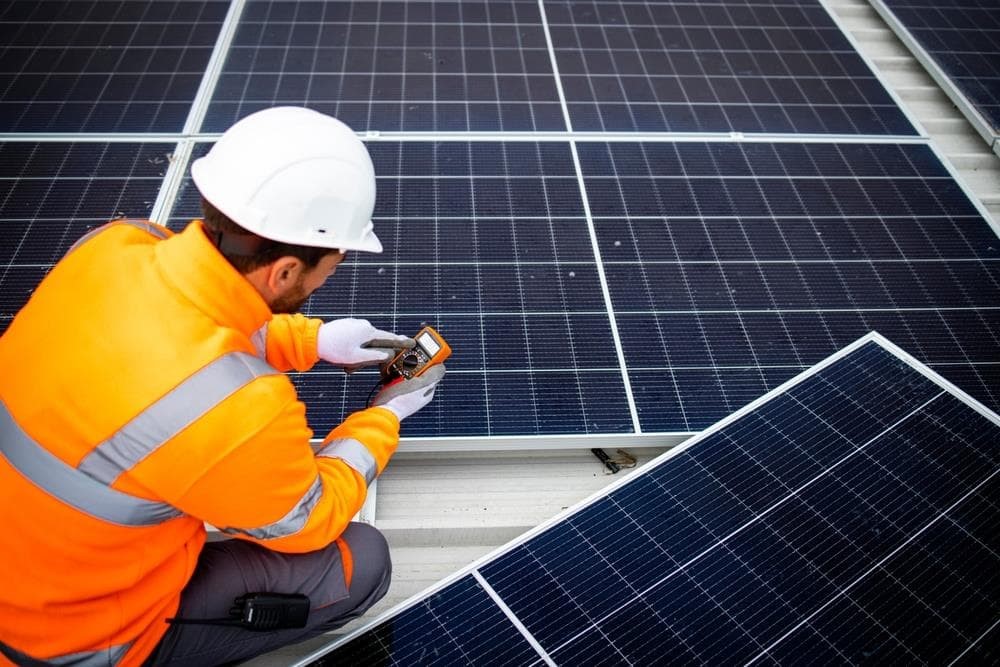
xmin=152 ymin=375 xmax=400 ymax=553
xmin=261 ymin=314 xmax=322 ymax=372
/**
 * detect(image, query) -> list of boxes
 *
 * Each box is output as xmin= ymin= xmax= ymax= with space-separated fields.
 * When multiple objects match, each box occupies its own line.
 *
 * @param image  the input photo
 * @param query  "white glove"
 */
xmin=373 ymin=365 xmax=446 ymax=421
xmin=317 ymin=319 xmax=414 ymax=372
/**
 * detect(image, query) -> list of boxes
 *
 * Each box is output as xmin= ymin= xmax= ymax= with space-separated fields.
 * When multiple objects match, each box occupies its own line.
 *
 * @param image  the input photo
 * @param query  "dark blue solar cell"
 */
xmin=882 ymin=518 xmax=1000 ymax=651
xmin=640 ymin=570 xmax=759 ymax=663
xmin=611 ymin=472 xmax=713 ymax=565
xmin=479 ymin=541 xmax=593 ymax=650
xmin=553 ymin=613 xmax=681 ymax=665
xmin=545 ymin=0 xmax=915 ymax=135
xmin=312 ymin=575 xmax=541 ymax=666
xmin=0 ymin=1 xmax=227 ymax=132
xmin=0 ymin=143 xmax=170 ymax=331
xmin=767 ymin=593 xmax=915 ymax=664
xmin=848 ymin=564 xmax=969 ymax=661
xmin=486 ymin=370 xmax=633 ymax=435
xmin=686 ymin=544 xmax=802 ymax=649
xmin=204 ymin=1 xmax=565 ymax=132
xmin=580 ymin=141 xmax=1000 ymax=430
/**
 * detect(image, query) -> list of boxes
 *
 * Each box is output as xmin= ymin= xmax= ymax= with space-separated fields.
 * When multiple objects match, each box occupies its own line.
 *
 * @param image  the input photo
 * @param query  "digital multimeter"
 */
xmin=381 ymin=326 xmax=452 ymax=383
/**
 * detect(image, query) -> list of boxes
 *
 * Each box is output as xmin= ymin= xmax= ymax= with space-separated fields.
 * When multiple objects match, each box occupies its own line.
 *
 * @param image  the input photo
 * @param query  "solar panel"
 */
xmin=579 ymin=140 xmax=1000 ymax=432
xmin=168 ymin=137 xmax=999 ymax=439
xmin=0 ymin=1 xmax=229 ymax=132
xmin=4 ymin=0 xmax=996 ymax=442
xmin=870 ymin=0 xmax=1000 ymax=144
xmin=169 ymin=141 xmax=635 ymax=437
xmin=0 ymin=142 xmax=171 ymax=333
xmin=543 ymin=0 xmax=917 ymax=135
xmin=201 ymin=0 xmax=567 ymax=133
xmin=304 ymin=332 xmax=1000 ymax=665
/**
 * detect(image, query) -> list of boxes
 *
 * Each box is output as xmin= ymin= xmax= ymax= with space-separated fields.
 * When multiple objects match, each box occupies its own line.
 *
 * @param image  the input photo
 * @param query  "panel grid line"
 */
xmin=471 ymin=570 xmax=558 ymax=667
xmin=539 ymin=0 xmax=641 ymax=433
xmin=744 ymin=464 xmax=1000 ymax=665
xmin=948 ymin=617 xmax=1000 ymax=667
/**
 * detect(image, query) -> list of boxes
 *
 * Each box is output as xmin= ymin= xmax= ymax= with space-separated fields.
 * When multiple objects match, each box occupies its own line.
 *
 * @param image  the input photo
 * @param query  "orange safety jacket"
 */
xmin=0 ymin=220 xmax=400 ymax=666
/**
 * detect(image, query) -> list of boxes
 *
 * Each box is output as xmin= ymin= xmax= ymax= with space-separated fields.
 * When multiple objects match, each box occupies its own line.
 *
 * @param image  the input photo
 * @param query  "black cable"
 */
xmin=366 ymin=378 xmax=387 ymax=408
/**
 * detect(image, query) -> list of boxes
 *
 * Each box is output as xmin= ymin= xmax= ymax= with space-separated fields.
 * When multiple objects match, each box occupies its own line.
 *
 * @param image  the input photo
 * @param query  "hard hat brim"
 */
xmin=346 ymin=226 xmax=383 ymax=254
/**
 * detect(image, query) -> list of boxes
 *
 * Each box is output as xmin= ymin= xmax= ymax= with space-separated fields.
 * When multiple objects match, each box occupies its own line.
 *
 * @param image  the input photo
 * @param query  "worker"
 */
xmin=0 ymin=107 xmax=445 ymax=666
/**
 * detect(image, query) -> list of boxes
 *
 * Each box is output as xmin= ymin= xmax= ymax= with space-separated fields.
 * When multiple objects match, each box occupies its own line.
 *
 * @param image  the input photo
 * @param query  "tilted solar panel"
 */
xmin=871 ymin=0 xmax=1000 ymax=143
xmin=305 ymin=332 xmax=1000 ymax=665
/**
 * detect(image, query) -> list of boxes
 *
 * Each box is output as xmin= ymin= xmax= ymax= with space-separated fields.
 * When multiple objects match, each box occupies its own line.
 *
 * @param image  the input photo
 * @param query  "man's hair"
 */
xmin=200 ymin=197 xmax=334 ymax=274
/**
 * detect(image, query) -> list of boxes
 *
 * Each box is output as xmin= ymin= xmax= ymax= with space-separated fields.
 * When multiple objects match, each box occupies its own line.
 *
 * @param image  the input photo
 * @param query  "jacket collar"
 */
xmin=155 ymin=220 xmax=271 ymax=337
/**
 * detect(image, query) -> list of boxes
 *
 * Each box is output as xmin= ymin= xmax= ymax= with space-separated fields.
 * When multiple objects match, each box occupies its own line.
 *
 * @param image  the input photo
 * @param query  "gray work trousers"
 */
xmin=145 ymin=522 xmax=391 ymax=666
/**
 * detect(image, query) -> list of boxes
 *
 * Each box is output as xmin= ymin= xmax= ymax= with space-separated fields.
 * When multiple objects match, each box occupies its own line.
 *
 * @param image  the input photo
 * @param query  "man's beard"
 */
xmin=269 ymin=277 xmax=312 ymax=314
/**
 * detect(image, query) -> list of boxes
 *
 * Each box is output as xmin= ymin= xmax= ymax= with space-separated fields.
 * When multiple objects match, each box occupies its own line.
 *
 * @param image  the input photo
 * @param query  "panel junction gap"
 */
xmin=183 ymin=0 xmax=249 ymax=136
xmin=537 ymin=0 xmax=641 ymax=433
xmin=471 ymin=570 xmax=557 ymax=667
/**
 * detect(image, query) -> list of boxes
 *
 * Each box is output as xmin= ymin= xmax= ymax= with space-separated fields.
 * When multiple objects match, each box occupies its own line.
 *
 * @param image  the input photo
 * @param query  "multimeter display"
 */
xmin=416 ymin=331 xmax=441 ymax=356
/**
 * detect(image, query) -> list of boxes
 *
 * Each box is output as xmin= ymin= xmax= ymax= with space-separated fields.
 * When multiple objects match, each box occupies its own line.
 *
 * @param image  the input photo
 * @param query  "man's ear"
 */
xmin=265 ymin=256 xmax=305 ymax=294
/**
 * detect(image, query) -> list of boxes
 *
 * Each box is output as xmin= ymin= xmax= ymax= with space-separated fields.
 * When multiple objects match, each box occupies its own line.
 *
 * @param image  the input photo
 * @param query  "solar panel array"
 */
xmin=201 ymin=0 xmax=919 ymax=135
xmin=203 ymin=0 xmax=567 ymax=132
xmin=546 ymin=0 xmax=918 ymax=134
xmin=305 ymin=335 xmax=1000 ymax=665
xmin=0 ymin=1 xmax=230 ymax=132
xmin=2 ymin=0 xmax=999 ymax=440
xmin=582 ymin=139 xmax=1000 ymax=432
xmin=869 ymin=0 xmax=1000 ymax=146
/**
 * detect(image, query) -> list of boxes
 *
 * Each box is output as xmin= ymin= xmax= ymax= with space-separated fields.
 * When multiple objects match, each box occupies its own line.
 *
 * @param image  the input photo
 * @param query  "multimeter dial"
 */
xmin=395 ymin=349 xmax=429 ymax=378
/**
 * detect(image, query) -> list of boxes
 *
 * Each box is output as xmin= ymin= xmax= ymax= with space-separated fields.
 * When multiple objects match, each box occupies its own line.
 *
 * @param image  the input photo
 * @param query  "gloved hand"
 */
xmin=372 ymin=365 xmax=446 ymax=421
xmin=317 ymin=319 xmax=414 ymax=372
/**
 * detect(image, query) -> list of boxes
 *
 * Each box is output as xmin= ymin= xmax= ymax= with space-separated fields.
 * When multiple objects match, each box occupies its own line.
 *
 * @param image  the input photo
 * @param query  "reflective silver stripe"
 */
xmin=122 ymin=219 xmax=169 ymax=239
xmin=66 ymin=219 xmax=169 ymax=255
xmin=78 ymin=352 xmax=277 ymax=485
xmin=317 ymin=437 xmax=379 ymax=486
xmin=0 ymin=638 xmax=130 ymax=666
xmin=0 ymin=400 xmax=180 ymax=527
xmin=250 ymin=323 xmax=268 ymax=360
xmin=220 ymin=475 xmax=324 ymax=540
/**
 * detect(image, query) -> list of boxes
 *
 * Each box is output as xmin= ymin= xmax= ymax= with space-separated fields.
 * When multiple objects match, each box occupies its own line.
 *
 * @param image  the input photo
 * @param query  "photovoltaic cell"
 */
xmin=308 ymin=575 xmax=541 ymax=665
xmin=544 ymin=0 xmax=917 ymax=135
xmin=577 ymin=140 xmax=1000 ymax=431
xmin=170 ymin=141 xmax=632 ymax=437
xmin=309 ymin=336 xmax=1000 ymax=665
xmin=202 ymin=0 xmax=566 ymax=133
xmin=0 ymin=1 xmax=229 ymax=132
xmin=876 ymin=0 xmax=1000 ymax=135
xmin=0 ymin=142 xmax=171 ymax=334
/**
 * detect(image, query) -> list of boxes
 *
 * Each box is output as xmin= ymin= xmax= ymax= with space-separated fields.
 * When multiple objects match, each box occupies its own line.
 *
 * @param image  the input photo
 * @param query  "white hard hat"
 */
xmin=191 ymin=106 xmax=381 ymax=253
